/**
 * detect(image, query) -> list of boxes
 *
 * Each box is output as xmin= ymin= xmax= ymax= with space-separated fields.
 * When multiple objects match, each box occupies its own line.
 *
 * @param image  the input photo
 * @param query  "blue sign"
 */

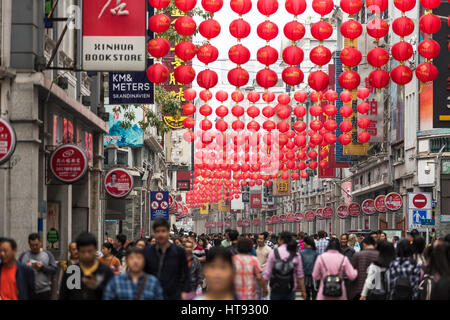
xmin=150 ymin=191 xmax=169 ymax=221
xmin=104 ymin=104 xmax=144 ymax=147
xmin=109 ymin=65 xmax=154 ymax=104
xmin=412 ymin=210 xmax=427 ymax=224
xmin=421 ymin=218 xmax=435 ymax=226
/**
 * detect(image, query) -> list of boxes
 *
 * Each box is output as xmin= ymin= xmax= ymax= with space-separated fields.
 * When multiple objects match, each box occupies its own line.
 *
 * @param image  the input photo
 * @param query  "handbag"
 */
xmin=322 ymin=256 xmax=345 ymax=297
xmin=367 ymin=270 xmax=387 ymax=300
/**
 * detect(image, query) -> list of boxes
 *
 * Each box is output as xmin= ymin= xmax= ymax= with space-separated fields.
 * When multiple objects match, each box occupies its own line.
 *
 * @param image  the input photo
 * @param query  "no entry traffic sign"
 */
xmin=408 ymin=192 xmax=432 ymax=211
xmin=413 ymin=194 xmax=427 ymax=209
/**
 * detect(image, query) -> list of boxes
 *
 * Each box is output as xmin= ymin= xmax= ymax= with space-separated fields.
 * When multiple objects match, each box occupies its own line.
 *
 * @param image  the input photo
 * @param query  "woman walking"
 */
xmin=300 ymin=236 xmax=318 ymax=300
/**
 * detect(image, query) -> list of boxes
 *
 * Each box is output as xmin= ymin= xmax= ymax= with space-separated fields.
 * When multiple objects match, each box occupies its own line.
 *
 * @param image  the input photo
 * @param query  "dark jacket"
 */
xmin=342 ymin=246 xmax=355 ymax=261
xmin=0 ymin=261 xmax=35 ymax=300
xmin=144 ymin=243 xmax=191 ymax=300
xmin=350 ymin=248 xmax=379 ymax=299
xmin=59 ymin=262 xmax=114 ymax=300
xmin=187 ymin=255 xmax=202 ymax=291
xmin=300 ymin=248 xmax=318 ymax=275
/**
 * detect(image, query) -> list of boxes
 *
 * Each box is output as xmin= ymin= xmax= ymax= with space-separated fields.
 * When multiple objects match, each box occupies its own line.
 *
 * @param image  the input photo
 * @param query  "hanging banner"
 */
xmin=250 ymin=193 xmax=262 ymax=208
xmin=305 ymin=211 xmax=315 ymax=222
xmin=385 ymin=192 xmax=403 ymax=211
xmin=50 ymin=144 xmax=88 ymax=183
xmin=150 ymin=191 xmax=169 ymax=221
xmin=272 ymin=175 xmax=292 ymax=196
xmin=295 ymin=212 xmax=303 ymax=222
xmin=323 ymin=207 xmax=334 ymax=219
xmin=348 ymin=202 xmax=361 ymax=217
xmin=82 ymin=0 xmax=146 ymax=71
xmin=337 ymin=205 xmax=349 ymax=219
xmin=362 ymin=199 xmax=376 ymax=215
xmin=0 ymin=118 xmax=17 ymax=165
xmin=104 ymin=103 xmax=144 ymax=147
xmin=375 ymin=195 xmax=387 ymax=212
xmin=104 ymin=168 xmax=133 ymax=198
xmin=200 ymin=203 xmax=209 ymax=215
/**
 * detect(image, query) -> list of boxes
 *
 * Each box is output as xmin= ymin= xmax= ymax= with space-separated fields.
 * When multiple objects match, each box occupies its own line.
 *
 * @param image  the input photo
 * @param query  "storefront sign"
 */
xmin=237 ymin=219 xmax=243 ymax=227
xmin=305 ymin=211 xmax=315 ymax=222
xmin=109 ymin=68 xmax=154 ymax=104
xmin=265 ymin=216 xmax=272 ymax=225
xmin=295 ymin=212 xmax=303 ymax=222
xmin=150 ymin=191 xmax=169 ymax=221
xmin=315 ymin=208 xmax=324 ymax=220
xmin=375 ymin=195 xmax=387 ymax=212
xmin=82 ymin=0 xmax=146 ymax=71
xmin=385 ymin=192 xmax=403 ymax=211
xmin=337 ymin=205 xmax=349 ymax=219
xmin=271 ymin=215 xmax=280 ymax=224
xmin=217 ymin=221 xmax=223 ymax=227
xmin=0 ymin=119 xmax=16 ymax=165
xmin=50 ymin=144 xmax=88 ymax=183
xmin=362 ymin=199 xmax=376 ymax=215
xmin=104 ymin=103 xmax=144 ymax=147
xmin=253 ymin=218 xmax=260 ymax=226
xmin=104 ymin=168 xmax=133 ymax=198
xmin=348 ymin=202 xmax=361 ymax=217
xmin=279 ymin=214 xmax=287 ymax=223
xmin=250 ymin=193 xmax=262 ymax=208
xmin=323 ymin=207 xmax=334 ymax=219
xmin=287 ymin=213 xmax=295 ymax=223
xmin=242 ymin=219 xmax=250 ymax=227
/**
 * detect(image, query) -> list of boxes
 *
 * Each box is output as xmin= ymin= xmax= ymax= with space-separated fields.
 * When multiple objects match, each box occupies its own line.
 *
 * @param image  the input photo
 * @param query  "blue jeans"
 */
xmin=270 ymin=291 xmax=296 ymax=300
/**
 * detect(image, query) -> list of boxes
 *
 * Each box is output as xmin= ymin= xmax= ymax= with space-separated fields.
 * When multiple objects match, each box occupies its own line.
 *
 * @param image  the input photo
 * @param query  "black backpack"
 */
xmin=392 ymin=275 xmax=413 ymax=300
xmin=270 ymin=249 xmax=295 ymax=294
xmin=418 ymin=274 xmax=435 ymax=300
xmin=367 ymin=269 xmax=388 ymax=300
xmin=321 ymin=256 xmax=345 ymax=297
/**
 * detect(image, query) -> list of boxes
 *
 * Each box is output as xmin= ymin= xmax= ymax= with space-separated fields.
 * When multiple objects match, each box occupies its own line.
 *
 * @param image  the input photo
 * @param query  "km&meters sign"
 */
xmin=82 ymin=0 xmax=146 ymax=71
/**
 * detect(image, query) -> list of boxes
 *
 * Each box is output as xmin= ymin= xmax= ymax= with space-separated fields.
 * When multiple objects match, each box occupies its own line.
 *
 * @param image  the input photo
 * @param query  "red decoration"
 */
xmin=184 ymin=88 xmax=196 ymax=101
xmin=257 ymin=21 xmax=279 ymax=41
xmin=216 ymin=105 xmax=229 ymax=117
xmin=199 ymin=19 xmax=221 ymax=39
xmin=197 ymin=69 xmax=218 ymax=89
xmin=391 ymin=65 xmax=413 ymax=85
xmin=285 ymin=0 xmax=307 ymax=15
xmin=230 ymin=0 xmax=252 ymax=14
xmin=229 ymin=19 xmax=251 ymax=39
xmin=415 ymin=62 xmax=438 ymax=82
xmin=394 ymin=0 xmax=416 ymax=11
xmin=310 ymin=46 xmax=332 ymax=66
xmin=366 ymin=0 xmax=388 ymax=13
xmin=391 ymin=42 xmax=413 ymax=61
xmin=183 ymin=103 xmax=196 ymax=115
xmin=339 ymin=121 xmax=353 ymax=133
xmin=338 ymin=70 xmax=361 ymax=91
xmin=215 ymin=90 xmax=228 ymax=102
xmin=175 ymin=0 xmax=197 ymax=11
xmin=311 ymin=21 xmax=333 ymax=41
xmin=357 ymin=102 xmax=370 ymax=114
xmin=294 ymin=91 xmax=307 ymax=103
xmin=149 ymin=0 xmax=171 ymax=9
xmin=367 ymin=47 xmax=389 ymax=67
xmin=228 ymin=67 xmax=250 ymax=87
xmin=368 ymin=69 xmax=390 ymax=89
xmin=197 ymin=44 xmax=219 ymax=64
xmin=419 ymin=0 xmax=441 ymax=9
xmin=308 ymin=71 xmax=329 ymax=92
xmin=419 ymin=14 xmax=441 ymax=34
xmin=257 ymin=0 xmax=279 ymax=15
xmin=340 ymin=105 xmax=353 ymax=117
xmin=312 ymin=0 xmax=334 ymax=15
xmin=283 ymin=21 xmax=306 ymax=41
xmin=366 ymin=18 xmax=389 ymax=39
xmin=202 ymin=0 xmax=223 ymax=13
xmin=357 ymin=131 xmax=371 ymax=143
xmin=199 ymin=90 xmax=213 ymax=102
xmin=228 ymin=44 xmax=251 ymax=64
xmin=175 ymin=41 xmax=197 ymax=61
xmin=257 ymin=46 xmax=279 ymax=65
xmin=418 ymin=39 xmax=440 ymax=60
xmin=148 ymin=14 xmax=171 ymax=33
xmin=147 ymin=64 xmax=169 ymax=84
xmin=357 ymin=117 xmax=371 ymax=129
xmin=174 ymin=16 xmax=197 ymax=36
xmin=340 ymin=20 xmax=363 ymax=39
xmin=338 ymin=134 xmax=352 ymax=145
xmin=282 ymin=67 xmax=304 ymax=86
xmin=183 ymin=117 xmax=196 ymax=129
xmin=256 ymin=69 xmax=278 ymax=88
xmin=247 ymin=91 xmax=260 ymax=103
xmin=231 ymin=91 xmax=244 ymax=102
xmin=339 ymin=47 xmax=362 ymax=67
xmin=147 ymin=38 xmax=170 ymax=58
xmin=340 ymin=0 xmax=363 ymax=14
xmin=392 ymin=16 xmax=415 ymax=37
xmin=174 ymin=65 xmax=196 ymax=84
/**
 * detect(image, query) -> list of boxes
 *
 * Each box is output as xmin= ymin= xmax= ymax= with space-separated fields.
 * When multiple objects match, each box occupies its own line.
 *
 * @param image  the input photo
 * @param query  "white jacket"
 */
xmin=361 ymin=263 xmax=390 ymax=297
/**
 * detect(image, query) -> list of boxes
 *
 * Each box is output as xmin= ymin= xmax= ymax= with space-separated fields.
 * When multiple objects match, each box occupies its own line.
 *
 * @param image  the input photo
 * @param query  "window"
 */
xmin=104 ymin=150 xmax=109 ymax=165
xmin=117 ymin=150 xmax=128 ymax=165
xmin=368 ymin=172 xmax=371 ymax=184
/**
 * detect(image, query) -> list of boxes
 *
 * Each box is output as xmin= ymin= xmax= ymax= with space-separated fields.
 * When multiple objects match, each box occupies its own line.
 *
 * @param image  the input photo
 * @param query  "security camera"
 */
xmin=424 ymin=165 xmax=431 ymax=175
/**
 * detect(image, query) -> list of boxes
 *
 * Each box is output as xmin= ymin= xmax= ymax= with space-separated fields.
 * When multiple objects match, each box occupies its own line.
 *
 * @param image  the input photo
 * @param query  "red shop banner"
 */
xmin=337 ymin=205 xmax=349 ymax=219
xmin=385 ymin=192 xmax=403 ymax=211
xmin=362 ymin=199 xmax=376 ymax=215
xmin=0 ymin=118 xmax=17 ymax=165
xmin=104 ymin=168 xmax=134 ymax=198
xmin=348 ymin=202 xmax=361 ymax=217
xmin=295 ymin=212 xmax=304 ymax=222
xmin=250 ymin=193 xmax=262 ymax=208
xmin=375 ymin=195 xmax=387 ymax=212
xmin=50 ymin=144 xmax=88 ymax=183
xmin=323 ymin=207 xmax=334 ymax=219
xmin=305 ymin=211 xmax=315 ymax=222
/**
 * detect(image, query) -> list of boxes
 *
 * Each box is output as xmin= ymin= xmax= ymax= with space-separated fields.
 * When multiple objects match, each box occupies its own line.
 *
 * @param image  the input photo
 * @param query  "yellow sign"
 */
xmin=272 ymin=172 xmax=292 ymax=196
xmin=163 ymin=115 xmax=188 ymax=129
xmin=200 ymin=203 xmax=209 ymax=215
xmin=218 ymin=200 xmax=230 ymax=212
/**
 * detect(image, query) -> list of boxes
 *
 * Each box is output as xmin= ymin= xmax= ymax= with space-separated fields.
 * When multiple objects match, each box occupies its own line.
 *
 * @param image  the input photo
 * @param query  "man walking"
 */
xmin=316 ymin=231 xmax=329 ymax=255
xmin=144 ymin=218 xmax=191 ymax=300
xmin=350 ymin=236 xmax=379 ymax=300
xmin=184 ymin=240 xmax=203 ymax=300
xmin=18 ymin=233 xmax=57 ymax=300
xmin=221 ymin=229 xmax=232 ymax=247
xmin=256 ymin=233 xmax=272 ymax=273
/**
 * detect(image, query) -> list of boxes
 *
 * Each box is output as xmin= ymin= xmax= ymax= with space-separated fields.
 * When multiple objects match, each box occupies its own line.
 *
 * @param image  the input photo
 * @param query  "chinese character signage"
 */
xmin=50 ymin=144 xmax=88 ymax=183
xmin=200 ymin=203 xmax=209 ymax=215
xmin=362 ymin=77 xmax=385 ymax=143
xmin=104 ymin=168 xmax=134 ymax=198
xmin=150 ymin=191 xmax=169 ymax=221
xmin=0 ymin=119 xmax=16 ymax=165
xmin=250 ymin=193 xmax=262 ymax=209
xmin=272 ymin=175 xmax=291 ymax=196
xmin=109 ymin=67 xmax=154 ymax=104
xmin=104 ymin=102 xmax=144 ymax=147
xmin=82 ymin=0 xmax=146 ymax=71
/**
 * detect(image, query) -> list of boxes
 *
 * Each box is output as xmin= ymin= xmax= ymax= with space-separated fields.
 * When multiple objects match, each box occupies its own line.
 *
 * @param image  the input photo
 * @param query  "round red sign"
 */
xmin=385 ymin=192 xmax=402 ymax=211
xmin=295 ymin=212 xmax=303 ymax=222
xmin=361 ymin=199 xmax=376 ymax=215
xmin=210 ymin=221 xmax=215 ymax=227
xmin=243 ymin=219 xmax=250 ymax=227
xmin=287 ymin=213 xmax=295 ymax=222
xmin=337 ymin=205 xmax=349 ymax=219
xmin=412 ymin=194 xmax=427 ymax=209
xmin=271 ymin=215 xmax=280 ymax=224
xmin=305 ymin=211 xmax=315 ymax=221
xmin=225 ymin=220 xmax=231 ymax=228
xmin=237 ymin=219 xmax=242 ymax=226
xmin=323 ymin=207 xmax=334 ymax=219
xmin=279 ymin=214 xmax=287 ymax=223
xmin=265 ymin=216 xmax=272 ymax=225
xmin=348 ymin=202 xmax=361 ymax=217
xmin=104 ymin=168 xmax=133 ymax=198
xmin=217 ymin=221 xmax=223 ymax=227
xmin=253 ymin=218 xmax=260 ymax=226
xmin=315 ymin=208 xmax=324 ymax=219
xmin=0 ymin=119 xmax=17 ymax=165
xmin=374 ymin=195 xmax=387 ymax=212
xmin=50 ymin=144 xmax=88 ymax=183
xmin=205 ymin=222 xmax=209 ymax=228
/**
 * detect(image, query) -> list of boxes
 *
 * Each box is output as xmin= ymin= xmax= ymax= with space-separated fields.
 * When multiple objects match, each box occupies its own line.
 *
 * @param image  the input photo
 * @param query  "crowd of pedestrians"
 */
xmin=1 ymin=221 xmax=449 ymax=300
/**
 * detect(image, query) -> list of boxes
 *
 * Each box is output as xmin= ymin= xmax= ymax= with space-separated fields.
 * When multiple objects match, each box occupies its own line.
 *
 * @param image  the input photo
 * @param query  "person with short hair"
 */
xmin=0 ymin=238 xmax=35 ymax=300
xmin=135 ymin=239 xmax=146 ymax=250
xmin=59 ymin=232 xmax=114 ymax=300
xmin=144 ymin=218 xmax=191 ymax=300
xmin=103 ymin=247 xmax=163 ymax=300
xmin=18 ymin=233 xmax=57 ymax=300
xmin=99 ymin=242 xmax=121 ymax=275
xmin=316 ymin=230 xmax=329 ymax=255
xmin=115 ymin=234 xmax=127 ymax=264
xmin=227 ymin=230 xmax=240 ymax=256
xmin=55 ymin=241 xmax=79 ymax=299
xmin=183 ymin=240 xmax=203 ymax=300
xmin=379 ymin=232 xmax=387 ymax=241
xmin=300 ymin=236 xmax=318 ymax=300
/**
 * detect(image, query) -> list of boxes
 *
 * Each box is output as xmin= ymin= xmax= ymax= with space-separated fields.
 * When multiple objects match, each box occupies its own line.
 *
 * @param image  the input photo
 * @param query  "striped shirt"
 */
xmin=233 ymin=254 xmax=262 ymax=300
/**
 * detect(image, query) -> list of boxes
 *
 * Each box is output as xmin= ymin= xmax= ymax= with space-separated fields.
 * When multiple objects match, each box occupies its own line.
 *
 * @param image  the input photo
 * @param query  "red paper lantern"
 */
xmin=197 ymin=69 xmax=218 ymax=89
xmin=366 ymin=0 xmax=388 ymax=13
xmin=324 ymin=90 xmax=338 ymax=102
xmin=228 ymin=67 xmax=250 ymax=87
xmin=357 ymin=87 xmax=370 ymax=100
xmin=339 ymin=121 xmax=353 ymax=133
xmin=247 ymin=106 xmax=260 ymax=118
xmin=262 ymin=106 xmax=275 ymax=117
xmin=324 ymin=119 xmax=338 ymax=131
xmin=367 ymin=47 xmax=390 ymax=67
xmin=415 ymin=62 xmax=438 ymax=82
xmin=247 ymin=91 xmax=260 ymax=103
xmin=174 ymin=16 xmax=197 ymax=36
xmin=228 ymin=44 xmax=251 ymax=64
xmin=147 ymin=64 xmax=169 ymax=84
xmin=392 ymin=16 xmax=415 ymax=37
xmin=175 ymin=41 xmax=197 ymax=61
xmin=311 ymin=21 xmax=333 ymax=41
xmin=357 ymin=131 xmax=371 ymax=143
xmin=215 ymin=90 xmax=228 ymax=102
xmin=232 ymin=105 xmax=245 ymax=117
xmin=285 ymin=0 xmax=307 ymax=15
xmin=310 ymin=46 xmax=332 ymax=66
xmin=277 ymin=106 xmax=291 ymax=119
xmin=324 ymin=104 xmax=338 ymax=116
xmin=339 ymin=47 xmax=362 ymax=67
xmin=216 ymin=105 xmax=229 ymax=117
xmin=257 ymin=21 xmax=279 ymax=41
xmin=366 ymin=18 xmax=389 ymax=38
xmin=199 ymin=104 xmax=213 ymax=117
xmin=340 ymin=20 xmax=363 ymax=40
xmin=310 ymin=105 xmax=323 ymax=117
xmin=369 ymin=69 xmax=390 ymax=89
xmin=183 ymin=131 xmax=195 ymax=142
xmin=263 ymin=120 xmax=276 ymax=131
xmin=391 ymin=65 xmax=413 ymax=85
xmin=174 ymin=65 xmax=196 ymax=84
xmin=391 ymin=41 xmax=413 ymax=61
xmin=200 ymin=119 xmax=212 ymax=131
xmin=202 ymin=0 xmax=223 ymax=13
xmin=199 ymin=19 xmax=221 ymax=39
xmin=340 ymin=0 xmax=363 ymax=14
xmin=283 ymin=46 xmax=304 ymax=65
xmin=394 ymin=0 xmax=416 ymax=11
xmin=312 ymin=0 xmax=334 ymax=15
xmin=282 ymin=67 xmax=304 ymax=86
xmin=309 ymin=91 xmax=323 ymax=102
xmin=183 ymin=117 xmax=196 ymax=129
xmin=278 ymin=93 xmax=291 ymax=105
xmin=232 ymin=120 xmax=245 ymax=131
xmin=324 ymin=133 xmax=337 ymax=144
xmin=300 ymin=171 xmax=308 ymax=179
xmin=357 ymin=117 xmax=371 ymax=129
xmin=294 ymin=91 xmax=307 ymax=103
xmin=310 ymin=120 xmax=323 ymax=131
xmin=308 ymin=71 xmax=329 ymax=92
xmin=257 ymin=46 xmax=279 ymax=65
xmin=149 ymin=14 xmax=171 ymax=33
xmin=199 ymin=90 xmax=213 ymax=102
xmin=197 ymin=44 xmax=219 ymax=64
xmin=184 ymin=88 xmax=196 ymax=101
xmin=283 ymin=21 xmax=306 ymax=41
xmin=183 ymin=103 xmax=196 ymax=115
xmin=419 ymin=0 xmax=441 ymax=9
xmin=149 ymin=0 xmax=171 ymax=9
xmin=262 ymin=91 xmax=276 ymax=102
xmin=175 ymin=0 xmax=197 ymax=11
xmin=247 ymin=120 xmax=261 ymax=132
xmin=309 ymin=161 xmax=318 ymax=170
xmin=229 ymin=19 xmax=251 ymax=39
xmin=418 ymin=39 xmax=440 ymax=60
xmin=340 ymin=105 xmax=353 ymax=117
xmin=256 ymin=69 xmax=278 ymax=88
xmin=338 ymin=133 xmax=352 ymax=145
xmin=357 ymin=102 xmax=370 ymax=114
xmin=230 ymin=0 xmax=252 ymax=14
xmin=277 ymin=121 xmax=290 ymax=133
xmin=319 ymin=149 xmax=329 ymax=158
xmin=419 ymin=14 xmax=441 ymax=34
xmin=231 ymin=91 xmax=244 ymax=102
xmin=338 ymin=70 xmax=361 ymax=91
xmin=147 ymin=38 xmax=170 ymax=58
xmin=257 ymin=0 xmax=279 ymax=15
